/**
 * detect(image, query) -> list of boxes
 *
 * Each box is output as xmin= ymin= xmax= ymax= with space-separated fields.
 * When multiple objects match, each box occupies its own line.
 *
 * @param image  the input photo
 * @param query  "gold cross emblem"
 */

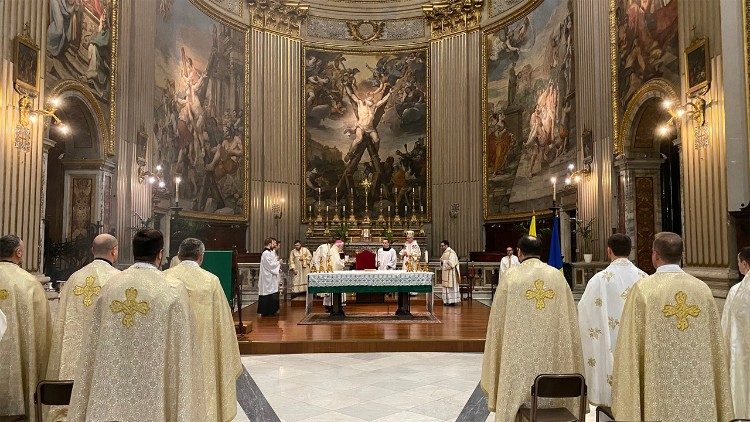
xmin=0 ymin=289 xmax=8 ymax=300
xmin=588 ymin=327 xmax=602 ymax=340
xmin=662 ymin=291 xmax=701 ymax=331
xmin=74 ymin=276 xmax=101 ymax=307
xmin=110 ymin=288 xmax=150 ymax=328
xmin=525 ymin=280 xmax=555 ymax=310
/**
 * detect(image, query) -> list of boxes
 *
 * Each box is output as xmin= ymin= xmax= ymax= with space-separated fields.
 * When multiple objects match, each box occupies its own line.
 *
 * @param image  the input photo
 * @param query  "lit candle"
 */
xmin=405 ymin=205 xmax=408 ymax=214
xmin=388 ymin=205 xmax=391 ymax=214
xmin=309 ymin=205 xmax=312 ymax=213
xmin=318 ymin=187 xmax=321 ymax=197
xmin=343 ymin=205 xmax=346 ymax=213
xmin=175 ymin=176 xmax=182 ymax=203
xmin=420 ymin=205 xmax=424 ymax=213
xmin=551 ymin=177 xmax=557 ymax=202
xmin=335 ymin=187 xmax=338 ymax=198
xmin=350 ymin=188 xmax=354 ymax=196
xmin=326 ymin=205 xmax=329 ymax=213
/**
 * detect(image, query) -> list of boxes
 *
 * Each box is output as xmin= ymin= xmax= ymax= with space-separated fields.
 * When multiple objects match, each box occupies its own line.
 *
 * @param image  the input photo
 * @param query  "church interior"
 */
xmin=2 ymin=0 xmax=750 ymax=421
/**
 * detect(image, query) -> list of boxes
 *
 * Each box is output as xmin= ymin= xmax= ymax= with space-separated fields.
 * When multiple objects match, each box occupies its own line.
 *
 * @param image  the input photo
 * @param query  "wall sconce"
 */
xmin=565 ymin=162 xmax=590 ymax=184
xmin=138 ymin=161 xmax=164 ymax=185
xmin=15 ymin=94 xmax=67 ymax=152
xmin=449 ymin=203 xmax=460 ymax=219
xmin=658 ymin=96 xmax=709 ymax=149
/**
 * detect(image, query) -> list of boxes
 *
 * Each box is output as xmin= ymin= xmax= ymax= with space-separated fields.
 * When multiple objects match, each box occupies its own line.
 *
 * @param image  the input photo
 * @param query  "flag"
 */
xmin=528 ymin=214 xmax=537 ymax=237
xmin=548 ymin=212 xmax=563 ymax=270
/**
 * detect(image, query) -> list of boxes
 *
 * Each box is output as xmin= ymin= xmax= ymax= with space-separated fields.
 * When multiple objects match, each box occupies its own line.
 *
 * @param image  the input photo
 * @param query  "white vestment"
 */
xmin=312 ymin=243 xmax=332 ymax=272
xmin=46 ymin=259 xmax=120 ymax=421
xmin=722 ymin=271 xmax=750 ymax=418
xmin=323 ymin=246 xmax=345 ymax=306
xmin=259 ymin=249 xmax=280 ymax=296
xmin=0 ymin=309 xmax=6 ymax=340
xmin=441 ymin=247 xmax=461 ymax=304
xmin=577 ymin=258 xmax=646 ymax=407
xmin=400 ymin=240 xmax=421 ymax=268
xmin=500 ymin=255 xmax=520 ymax=276
xmin=376 ymin=248 xmax=397 ymax=270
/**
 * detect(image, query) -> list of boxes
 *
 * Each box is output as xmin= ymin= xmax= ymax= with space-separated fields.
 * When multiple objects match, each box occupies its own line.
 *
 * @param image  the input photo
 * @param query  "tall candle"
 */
xmin=326 ymin=205 xmax=329 ymax=213
xmin=318 ymin=188 xmax=321 ymax=194
xmin=335 ymin=187 xmax=338 ymax=198
xmin=309 ymin=205 xmax=312 ymax=213
xmin=424 ymin=251 xmax=428 ymax=262
xmin=343 ymin=205 xmax=346 ymax=213
xmin=350 ymin=188 xmax=353 ymax=196
xmin=388 ymin=205 xmax=391 ymax=214
xmin=420 ymin=205 xmax=424 ymax=213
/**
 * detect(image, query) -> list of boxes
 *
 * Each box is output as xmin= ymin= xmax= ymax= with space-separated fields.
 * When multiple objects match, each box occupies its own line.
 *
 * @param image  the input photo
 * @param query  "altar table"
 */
xmin=306 ymin=270 xmax=434 ymax=317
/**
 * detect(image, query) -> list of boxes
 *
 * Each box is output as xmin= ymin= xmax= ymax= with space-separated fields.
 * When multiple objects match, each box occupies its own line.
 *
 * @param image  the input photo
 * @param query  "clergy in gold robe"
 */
xmin=481 ymin=236 xmax=583 ymax=421
xmin=439 ymin=240 xmax=461 ymax=305
xmin=165 ymin=238 xmax=242 ymax=422
xmin=399 ymin=230 xmax=421 ymax=270
xmin=289 ymin=241 xmax=312 ymax=294
xmin=323 ymin=240 xmax=347 ymax=311
xmin=722 ymin=246 xmax=750 ymax=418
xmin=46 ymin=234 xmax=121 ymax=422
xmin=0 ymin=235 xmax=52 ymax=422
xmin=312 ymin=237 xmax=334 ymax=272
xmin=612 ymin=232 xmax=734 ymax=422
xmin=68 ymin=229 xmax=206 ymax=422
xmin=577 ymin=234 xmax=646 ymax=408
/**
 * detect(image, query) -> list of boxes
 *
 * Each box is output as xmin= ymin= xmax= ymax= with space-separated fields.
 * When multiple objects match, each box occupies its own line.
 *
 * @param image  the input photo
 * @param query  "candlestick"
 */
xmin=551 ymin=177 xmax=557 ymax=202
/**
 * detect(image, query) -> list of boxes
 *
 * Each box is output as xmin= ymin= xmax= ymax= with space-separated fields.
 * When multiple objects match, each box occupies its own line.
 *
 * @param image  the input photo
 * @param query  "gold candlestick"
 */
xmin=348 ymin=193 xmax=356 ymax=223
xmin=362 ymin=179 xmax=372 ymax=225
xmin=393 ymin=188 xmax=401 ymax=223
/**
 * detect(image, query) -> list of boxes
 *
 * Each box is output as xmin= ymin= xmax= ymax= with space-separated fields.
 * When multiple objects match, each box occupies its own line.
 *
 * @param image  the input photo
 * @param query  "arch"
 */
xmin=619 ymin=78 xmax=678 ymax=153
xmin=48 ymin=80 xmax=113 ymax=157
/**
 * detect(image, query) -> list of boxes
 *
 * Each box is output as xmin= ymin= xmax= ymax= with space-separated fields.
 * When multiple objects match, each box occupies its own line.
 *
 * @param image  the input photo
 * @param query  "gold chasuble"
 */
xmin=481 ymin=258 xmax=583 ymax=421
xmin=68 ymin=263 xmax=206 ymax=422
xmin=0 ymin=262 xmax=51 ymax=421
xmin=46 ymin=259 xmax=120 ymax=421
xmin=165 ymin=260 xmax=242 ymax=422
xmin=612 ymin=267 xmax=734 ymax=422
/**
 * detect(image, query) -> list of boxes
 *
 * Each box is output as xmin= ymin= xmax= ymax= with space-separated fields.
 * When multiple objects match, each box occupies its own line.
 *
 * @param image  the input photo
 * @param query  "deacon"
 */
xmin=499 ymin=246 xmax=520 ymax=276
xmin=0 ymin=235 xmax=52 ymax=422
xmin=289 ymin=240 xmax=312 ymax=295
xmin=46 ymin=234 xmax=121 ymax=422
xmin=68 ymin=229 xmax=206 ymax=421
xmin=376 ymin=239 xmax=397 ymax=270
xmin=439 ymin=240 xmax=461 ymax=306
xmin=258 ymin=237 xmax=281 ymax=316
xmin=481 ymin=235 xmax=583 ymax=421
xmin=612 ymin=232 xmax=733 ymax=422
xmin=722 ymin=246 xmax=750 ymax=418
xmin=165 ymin=238 xmax=242 ymax=422
xmin=399 ymin=230 xmax=421 ymax=269
xmin=577 ymin=233 xmax=645 ymax=407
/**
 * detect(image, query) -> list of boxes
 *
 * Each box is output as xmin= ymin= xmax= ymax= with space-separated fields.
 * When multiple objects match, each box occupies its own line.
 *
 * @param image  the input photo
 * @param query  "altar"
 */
xmin=306 ymin=270 xmax=434 ymax=318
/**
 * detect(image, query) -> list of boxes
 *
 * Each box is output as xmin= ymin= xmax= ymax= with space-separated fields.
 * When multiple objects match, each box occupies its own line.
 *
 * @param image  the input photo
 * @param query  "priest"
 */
xmin=289 ymin=240 xmax=312 ymax=295
xmin=68 ymin=229 xmax=206 ymax=421
xmin=46 ymin=233 xmax=121 ymax=422
xmin=612 ymin=232 xmax=733 ymax=422
xmin=481 ymin=235 xmax=583 ymax=421
xmin=439 ymin=240 xmax=461 ymax=306
xmin=499 ymin=246 xmax=520 ymax=277
xmin=376 ymin=239 xmax=397 ymax=270
xmin=165 ymin=238 xmax=242 ymax=422
xmin=577 ymin=233 xmax=645 ymax=408
xmin=0 ymin=234 xmax=52 ymax=422
xmin=399 ymin=230 xmax=421 ymax=269
xmin=258 ymin=237 xmax=281 ymax=316
xmin=722 ymin=246 xmax=750 ymax=418
xmin=312 ymin=236 xmax=335 ymax=272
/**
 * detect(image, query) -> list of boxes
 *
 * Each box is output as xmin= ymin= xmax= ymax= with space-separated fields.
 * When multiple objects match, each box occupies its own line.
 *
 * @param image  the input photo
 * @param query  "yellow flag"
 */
xmin=528 ymin=214 xmax=537 ymax=237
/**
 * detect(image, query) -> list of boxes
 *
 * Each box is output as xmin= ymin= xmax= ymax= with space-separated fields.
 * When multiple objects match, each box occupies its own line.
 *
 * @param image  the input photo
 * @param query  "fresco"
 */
xmin=303 ymin=49 xmax=428 ymax=221
xmin=153 ymin=0 xmax=246 ymax=218
xmin=484 ymin=0 xmax=575 ymax=219
xmin=616 ymin=0 xmax=679 ymax=109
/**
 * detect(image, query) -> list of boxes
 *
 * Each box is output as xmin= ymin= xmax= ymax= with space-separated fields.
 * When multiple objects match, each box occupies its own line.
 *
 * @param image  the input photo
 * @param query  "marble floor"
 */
xmin=233 ymin=352 xmax=600 ymax=422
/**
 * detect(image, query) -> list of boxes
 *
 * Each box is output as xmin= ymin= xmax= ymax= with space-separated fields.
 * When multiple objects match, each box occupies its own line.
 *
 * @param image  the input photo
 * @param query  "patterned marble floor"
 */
xmin=234 ymin=352 xmax=600 ymax=422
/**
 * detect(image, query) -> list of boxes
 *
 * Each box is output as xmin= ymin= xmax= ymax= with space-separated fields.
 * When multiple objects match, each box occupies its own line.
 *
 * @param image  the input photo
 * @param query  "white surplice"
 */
xmin=376 ymin=248 xmax=397 ymax=270
xmin=722 ymin=272 xmax=750 ymax=418
xmin=500 ymin=255 xmax=520 ymax=276
xmin=400 ymin=240 xmax=421 ymax=268
xmin=577 ymin=258 xmax=646 ymax=407
xmin=259 ymin=249 xmax=280 ymax=296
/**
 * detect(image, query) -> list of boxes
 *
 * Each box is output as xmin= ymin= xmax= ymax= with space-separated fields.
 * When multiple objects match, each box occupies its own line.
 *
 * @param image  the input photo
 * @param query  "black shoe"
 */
xmin=325 ymin=305 xmax=333 ymax=313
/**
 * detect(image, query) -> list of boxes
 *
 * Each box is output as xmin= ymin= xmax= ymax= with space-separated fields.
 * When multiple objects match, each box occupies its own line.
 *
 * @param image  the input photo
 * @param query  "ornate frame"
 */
xmin=13 ymin=29 xmax=40 ymax=93
xmin=300 ymin=44 xmax=431 ymax=223
xmin=481 ymin=0 xmax=550 ymax=221
xmin=609 ymin=0 xmax=622 ymax=155
xmin=158 ymin=0 xmax=251 ymax=222
xmin=685 ymin=37 xmax=710 ymax=96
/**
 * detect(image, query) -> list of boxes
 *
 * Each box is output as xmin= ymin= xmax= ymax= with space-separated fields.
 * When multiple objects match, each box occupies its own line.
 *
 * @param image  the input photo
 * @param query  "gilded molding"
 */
xmin=423 ymin=0 xmax=483 ymax=39
xmin=49 ymin=80 xmax=113 ymax=157
xmin=744 ymin=0 xmax=750 ymax=163
xmin=609 ymin=0 xmax=621 ymax=155
xmin=306 ymin=16 xmax=426 ymax=42
xmin=248 ymin=0 xmax=309 ymax=36
xmin=346 ymin=20 xmax=386 ymax=44
xmin=618 ymin=79 xmax=678 ymax=154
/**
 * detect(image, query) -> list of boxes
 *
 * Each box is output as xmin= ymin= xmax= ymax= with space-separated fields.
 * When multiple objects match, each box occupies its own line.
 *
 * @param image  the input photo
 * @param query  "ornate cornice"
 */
xmin=306 ymin=16 xmax=425 ymax=42
xmin=346 ymin=20 xmax=385 ymax=44
xmin=247 ymin=0 xmax=309 ymax=36
xmin=423 ymin=0 xmax=483 ymax=39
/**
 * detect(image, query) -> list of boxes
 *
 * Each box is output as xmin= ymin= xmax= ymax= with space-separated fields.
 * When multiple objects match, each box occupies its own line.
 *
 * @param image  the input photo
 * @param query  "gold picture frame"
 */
xmin=685 ymin=37 xmax=710 ymax=96
xmin=14 ymin=31 xmax=40 ymax=93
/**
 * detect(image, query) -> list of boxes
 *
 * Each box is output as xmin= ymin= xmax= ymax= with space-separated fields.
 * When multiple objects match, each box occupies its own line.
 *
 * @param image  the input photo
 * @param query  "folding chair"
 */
xmin=595 ymin=405 xmax=614 ymax=422
xmin=518 ymin=373 xmax=587 ymax=422
xmin=34 ymin=380 xmax=73 ymax=422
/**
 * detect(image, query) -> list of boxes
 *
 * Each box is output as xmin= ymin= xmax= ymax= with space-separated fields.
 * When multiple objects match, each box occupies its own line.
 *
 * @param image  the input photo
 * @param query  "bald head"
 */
xmin=92 ymin=234 xmax=119 ymax=263
xmin=652 ymin=232 xmax=683 ymax=266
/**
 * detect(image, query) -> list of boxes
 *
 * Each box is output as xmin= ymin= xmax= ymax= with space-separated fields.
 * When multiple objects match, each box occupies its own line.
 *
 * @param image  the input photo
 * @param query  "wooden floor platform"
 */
xmin=235 ymin=298 xmax=491 ymax=354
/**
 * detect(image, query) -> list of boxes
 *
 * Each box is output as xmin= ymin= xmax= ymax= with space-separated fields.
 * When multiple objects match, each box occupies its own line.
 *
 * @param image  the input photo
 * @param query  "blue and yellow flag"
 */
xmin=548 ymin=213 xmax=563 ymax=270
xmin=528 ymin=214 xmax=537 ymax=237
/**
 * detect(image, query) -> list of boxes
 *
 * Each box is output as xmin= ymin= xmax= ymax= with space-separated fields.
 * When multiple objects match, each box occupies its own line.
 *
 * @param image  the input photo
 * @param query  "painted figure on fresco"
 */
xmin=153 ymin=0 xmax=245 ymax=217
xmin=304 ymin=49 xmax=428 ymax=220
xmin=484 ymin=0 xmax=575 ymax=218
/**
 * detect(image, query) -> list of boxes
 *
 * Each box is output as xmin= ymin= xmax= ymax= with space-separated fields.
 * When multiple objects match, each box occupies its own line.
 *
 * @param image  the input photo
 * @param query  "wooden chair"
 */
xmin=34 ymin=380 xmax=74 ymax=422
xmin=518 ymin=374 xmax=587 ymax=422
xmin=595 ymin=405 xmax=614 ymax=422
xmin=459 ymin=261 xmax=475 ymax=300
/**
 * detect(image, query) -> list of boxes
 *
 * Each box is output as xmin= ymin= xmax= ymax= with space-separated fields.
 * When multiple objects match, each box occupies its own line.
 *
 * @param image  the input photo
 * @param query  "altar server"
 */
xmin=481 ymin=235 xmax=583 ymax=421
xmin=439 ymin=240 xmax=461 ymax=306
xmin=289 ymin=240 xmax=312 ymax=294
xmin=258 ymin=237 xmax=281 ymax=316
xmin=377 ymin=239 xmax=397 ymax=270
xmin=612 ymin=232 xmax=733 ymax=422
xmin=722 ymin=246 xmax=750 ymax=418
xmin=46 ymin=234 xmax=121 ymax=421
xmin=0 ymin=235 xmax=52 ymax=422
xmin=577 ymin=233 xmax=645 ymax=407
xmin=165 ymin=238 xmax=242 ymax=422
